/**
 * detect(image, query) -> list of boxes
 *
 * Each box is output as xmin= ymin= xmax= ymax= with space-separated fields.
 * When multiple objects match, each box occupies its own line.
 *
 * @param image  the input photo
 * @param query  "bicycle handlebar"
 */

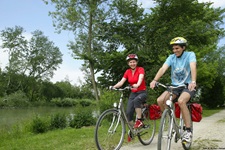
xmin=109 ymin=86 xmax=132 ymax=91
xmin=156 ymin=82 xmax=187 ymax=91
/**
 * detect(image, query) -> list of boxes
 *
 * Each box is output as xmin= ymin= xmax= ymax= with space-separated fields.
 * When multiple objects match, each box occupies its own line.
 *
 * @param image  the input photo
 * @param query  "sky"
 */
xmin=0 ymin=0 xmax=225 ymax=85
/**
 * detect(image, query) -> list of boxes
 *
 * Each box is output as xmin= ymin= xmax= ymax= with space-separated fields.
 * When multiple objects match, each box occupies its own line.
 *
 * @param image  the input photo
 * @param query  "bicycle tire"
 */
xmin=137 ymin=107 xmax=156 ymax=145
xmin=182 ymin=106 xmax=193 ymax=150
xmin=94 ymin=109 xmax=125 ymax=150
xmin=157 ymin=109 xmax=173 ymax=150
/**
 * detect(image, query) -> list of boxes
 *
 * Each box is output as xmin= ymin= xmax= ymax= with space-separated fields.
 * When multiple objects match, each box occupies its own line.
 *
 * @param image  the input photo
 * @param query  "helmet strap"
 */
xmin=177 ymin=50 xmax=184 ymax=58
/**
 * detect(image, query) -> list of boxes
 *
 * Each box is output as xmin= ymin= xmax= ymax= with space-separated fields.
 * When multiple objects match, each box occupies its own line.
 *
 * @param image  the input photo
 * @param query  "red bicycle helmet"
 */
xmin=126 ymin=54 xmax=138 ymax=61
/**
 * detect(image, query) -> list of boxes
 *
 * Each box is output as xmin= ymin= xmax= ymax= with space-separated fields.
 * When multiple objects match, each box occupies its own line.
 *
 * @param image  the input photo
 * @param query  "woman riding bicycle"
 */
xmin=112 ymin=54 xmax=147 ymax=129
xmin=150 ymin=37 xmax=197 ymax=143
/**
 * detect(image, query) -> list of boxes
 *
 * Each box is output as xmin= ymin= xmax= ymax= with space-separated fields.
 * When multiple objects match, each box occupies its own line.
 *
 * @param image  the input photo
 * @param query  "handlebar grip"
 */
xmin=109 ymin=86 xmax=114 ymax=90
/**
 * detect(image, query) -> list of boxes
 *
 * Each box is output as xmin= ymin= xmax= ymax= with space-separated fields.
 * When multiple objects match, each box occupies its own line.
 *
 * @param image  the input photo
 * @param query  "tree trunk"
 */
xmin=88 ymin=0 xmax=99 ymax=101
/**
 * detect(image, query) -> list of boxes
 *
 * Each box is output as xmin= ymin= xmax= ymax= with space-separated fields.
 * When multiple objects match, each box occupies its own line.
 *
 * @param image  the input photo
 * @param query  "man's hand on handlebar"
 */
xmin=150 ymin=80 xmax=157 ymax=89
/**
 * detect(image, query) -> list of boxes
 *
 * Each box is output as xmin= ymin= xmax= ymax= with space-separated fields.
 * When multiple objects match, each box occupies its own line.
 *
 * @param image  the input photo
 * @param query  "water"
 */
xmin=0 ymin=106 xmax=75 ymax=129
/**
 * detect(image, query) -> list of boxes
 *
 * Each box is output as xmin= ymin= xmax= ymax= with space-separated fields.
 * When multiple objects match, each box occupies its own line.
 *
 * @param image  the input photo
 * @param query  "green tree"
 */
xmin=40 ymin=81 xmax=64 ymax=102
xmin=0 ymin=26 xmax=63 ymax=101
xmin=43 ymin=0 xmax=144 ymax=101
xmin=142 ymin=0 xmax=225 ymax=86
xmin=201 ymin=46 xmax=225 ymax=107
xmin=90 ymin=0 xmax=146 ymax=87
xmin=0 ymin=26 xmax=28 ymax=94
xmin=55 ymin=81 xmax=75 ymax=98
xmin=97 ymin=0 xmax=225 ymax=105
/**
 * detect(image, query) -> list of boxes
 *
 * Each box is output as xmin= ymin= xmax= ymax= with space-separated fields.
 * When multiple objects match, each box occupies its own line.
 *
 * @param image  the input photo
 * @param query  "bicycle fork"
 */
xmin=108 ymin=93 xmax=124 ymax=134
xmin=108 ymin=110 xmax=122 ymax=134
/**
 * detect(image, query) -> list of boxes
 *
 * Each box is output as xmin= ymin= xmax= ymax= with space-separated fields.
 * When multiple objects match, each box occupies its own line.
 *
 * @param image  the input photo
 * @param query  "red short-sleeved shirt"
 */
xmin=123 ymin=66 xmax=146 ymax=92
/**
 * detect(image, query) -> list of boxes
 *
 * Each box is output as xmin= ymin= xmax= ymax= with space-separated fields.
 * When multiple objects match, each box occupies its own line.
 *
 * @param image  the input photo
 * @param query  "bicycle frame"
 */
xmin=95 ymin=86 xmax=156 ymax=150
xmin=108 ymin=91 xmax=129 ymax=134
xmin=157 ymin=82 xmax=193 ymax=150
xmin=110 ymin=87 xmax=141 ymax=135
xmin=166 ymin=88 xmax=183 ymax=140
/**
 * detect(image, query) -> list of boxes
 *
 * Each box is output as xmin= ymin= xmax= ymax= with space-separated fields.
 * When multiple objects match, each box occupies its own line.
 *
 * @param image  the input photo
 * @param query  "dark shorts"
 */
xmin=168 ymin=88 xmax=196 ymax=99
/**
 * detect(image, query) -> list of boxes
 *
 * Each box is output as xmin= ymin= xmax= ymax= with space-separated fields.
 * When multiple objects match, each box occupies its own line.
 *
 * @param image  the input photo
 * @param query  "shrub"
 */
xmin=2 ymin=91 xmax=30 ymax=107
xmin=0 ymin=97 xmax=7 ymax=107
xmin=31 ymin=115 xmax=49 ymax=133
xmin=99 ymin=89 xmax=121 ymax=113
xmin=51 ymin=98 xmax=78 ymax=107
xmin=69 ymin=110 xmax=95 ymax=129
xmin=50 ymin=113 xmax=67 ymax=129
xmin=79 ymin=99 xmax=93 ymax=107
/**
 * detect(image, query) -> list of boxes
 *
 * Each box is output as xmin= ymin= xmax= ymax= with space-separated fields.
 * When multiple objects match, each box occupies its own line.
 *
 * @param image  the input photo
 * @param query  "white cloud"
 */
xmin=198 ymin=0 xmax=225 ymax=8
xmin=138 ymin=0 xmax=225 ymax=8
xmin=0 ymin=49 xmax=8 ymax=69
xmin=137 ymin=0 xmax=156 ymax=9
xmin=51 ymin=65 xmax=84 ymax=85
xmin=23 ymin=32 xmax=32 ymax=40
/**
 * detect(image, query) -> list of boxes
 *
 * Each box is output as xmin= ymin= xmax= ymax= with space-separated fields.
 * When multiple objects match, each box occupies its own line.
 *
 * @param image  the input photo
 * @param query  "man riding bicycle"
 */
xmin=150 ymin=37 xmax=197 ymax=143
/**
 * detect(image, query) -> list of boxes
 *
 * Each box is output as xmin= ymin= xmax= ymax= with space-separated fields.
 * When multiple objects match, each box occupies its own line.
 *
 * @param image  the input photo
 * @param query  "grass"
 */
xmin=202 ymin=108 xmax=222 ymax=117
xmin=0 ymin=108 xmax=224 ymax=150
xmin=0 ymin=127 xmax=96 ymax=150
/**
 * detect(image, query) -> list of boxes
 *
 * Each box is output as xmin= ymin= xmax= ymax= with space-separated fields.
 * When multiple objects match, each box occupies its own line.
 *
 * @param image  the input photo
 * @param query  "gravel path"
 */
xmin=121 ymin=109 xmax=225 ymax=150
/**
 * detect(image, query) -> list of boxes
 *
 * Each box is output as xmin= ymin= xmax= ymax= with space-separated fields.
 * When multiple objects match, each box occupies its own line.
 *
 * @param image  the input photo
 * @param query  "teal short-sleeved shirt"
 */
xmin=164 ymin=51 xmax=196 ymax=85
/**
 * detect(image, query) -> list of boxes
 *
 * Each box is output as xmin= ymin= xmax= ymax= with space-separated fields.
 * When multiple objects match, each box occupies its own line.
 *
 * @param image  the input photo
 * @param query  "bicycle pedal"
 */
xmin=182 ymin=140 xmax=190 ymax=144
xmin=143 ymin=125 xmax=150 ymax=129
xmin=182 ymin=141 xmax=187 ymax=144
xmin=136 ymin=127 xmax=146 ymax=134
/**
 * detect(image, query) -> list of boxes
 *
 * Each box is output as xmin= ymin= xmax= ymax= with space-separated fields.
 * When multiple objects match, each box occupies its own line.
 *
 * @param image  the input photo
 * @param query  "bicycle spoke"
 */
xmin=158 ymin=109 xmax=173 ymax=150
xmin=137 ymin=108 xmax=156 ymax=145
xmin=95 ymin=109 xmax=125 ymax=150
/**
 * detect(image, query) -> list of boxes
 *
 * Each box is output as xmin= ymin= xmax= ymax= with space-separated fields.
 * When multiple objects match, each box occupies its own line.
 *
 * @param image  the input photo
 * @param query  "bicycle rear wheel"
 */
xmin=158 ymin=109 xmax=173 ymax=150
xmin=137 ymin=108 xmax=156 ymax=145
xmin=94 ymin=109 xmax=125 ymax=150
xmin=182 ymin=106 xmax=193 ymax=150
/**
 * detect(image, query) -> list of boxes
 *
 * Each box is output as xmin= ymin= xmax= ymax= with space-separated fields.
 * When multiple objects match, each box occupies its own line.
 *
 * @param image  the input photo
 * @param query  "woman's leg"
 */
xmin=126 ymin=93 xmax=136 ymax=122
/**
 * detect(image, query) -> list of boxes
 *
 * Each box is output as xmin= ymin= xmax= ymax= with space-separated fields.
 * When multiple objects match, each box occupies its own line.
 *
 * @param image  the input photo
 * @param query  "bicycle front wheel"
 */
xmin=94 ymin=109 xmax=125 ymax=150
xmin=137 ymin=108 xmax=156 ymax=145
xmin=158 ymin=109 xmax=173 ymax=150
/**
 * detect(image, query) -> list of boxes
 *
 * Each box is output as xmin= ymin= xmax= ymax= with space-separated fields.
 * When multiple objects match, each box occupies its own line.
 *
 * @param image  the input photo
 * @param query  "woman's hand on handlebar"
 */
xmin=109 ymin=86 xmax=116 ymax=90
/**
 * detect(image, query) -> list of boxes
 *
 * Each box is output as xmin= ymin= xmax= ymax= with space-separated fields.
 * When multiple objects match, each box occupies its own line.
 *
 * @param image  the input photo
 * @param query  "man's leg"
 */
xmin=178 ymin=92 xmax=191 ymax=128
xmin=178 ymin=92 xmax=192 ymax=142
xmin=157 ymin=91 xmax=175 ymax=112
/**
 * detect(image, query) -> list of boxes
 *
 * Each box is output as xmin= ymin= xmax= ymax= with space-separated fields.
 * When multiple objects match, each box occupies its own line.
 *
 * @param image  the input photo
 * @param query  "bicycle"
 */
xmin=94 ymin=86 xmax=156 ymax=150
xmin=156 ymin=82 xmax=193 ymax=150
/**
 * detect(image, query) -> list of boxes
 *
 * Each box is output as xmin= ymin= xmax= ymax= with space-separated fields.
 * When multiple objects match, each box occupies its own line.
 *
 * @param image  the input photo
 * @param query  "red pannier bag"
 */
xmin=174 ymin=102 xmax=203 ymax=122
xmin=149 ymin=104 xmax=161 ymax=120
xmin=191 ymin=103 xmax=203 ymax=122
xmin=174 ymin=102 xmax=180 ymax=118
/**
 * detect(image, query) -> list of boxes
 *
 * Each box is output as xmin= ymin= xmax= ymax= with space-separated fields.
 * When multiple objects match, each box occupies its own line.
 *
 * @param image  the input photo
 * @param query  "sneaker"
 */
xmin=127 ymin=130 xmax=133 ymax=142
xmin=182 ymin=130 xmax=192 ymax=143
xmin=133 ymin=120 xmax=144 ymax=129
